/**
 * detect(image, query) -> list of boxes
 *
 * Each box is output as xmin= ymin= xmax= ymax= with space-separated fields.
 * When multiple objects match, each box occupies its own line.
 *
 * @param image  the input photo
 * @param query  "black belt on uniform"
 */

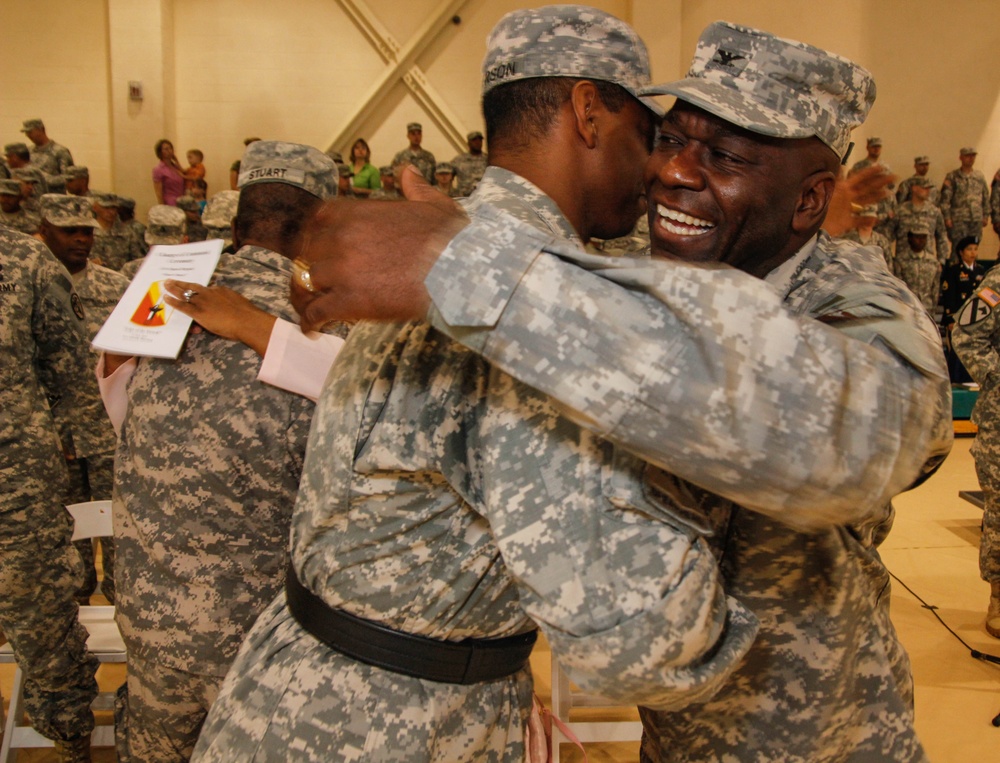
xmin=285 ymin=564 xmax=537 ymax=685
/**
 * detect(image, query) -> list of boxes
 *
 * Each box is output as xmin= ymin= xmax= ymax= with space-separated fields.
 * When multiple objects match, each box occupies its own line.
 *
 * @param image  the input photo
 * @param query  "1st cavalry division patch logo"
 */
xmin=958 ymin=286 xmax=1000 ymax=326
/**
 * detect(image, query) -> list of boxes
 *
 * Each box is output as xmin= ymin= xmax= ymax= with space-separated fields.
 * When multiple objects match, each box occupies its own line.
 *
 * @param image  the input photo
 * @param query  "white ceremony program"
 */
xmin=92 ymin=239 xmax=224 ymax=359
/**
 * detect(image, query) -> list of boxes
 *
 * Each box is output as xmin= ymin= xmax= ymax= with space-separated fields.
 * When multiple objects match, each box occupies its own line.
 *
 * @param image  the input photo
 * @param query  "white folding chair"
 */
xmin=0 ymin=500 xmax=125 ymax=761
xmin=549 ymin=658 xmax=644 ymax=762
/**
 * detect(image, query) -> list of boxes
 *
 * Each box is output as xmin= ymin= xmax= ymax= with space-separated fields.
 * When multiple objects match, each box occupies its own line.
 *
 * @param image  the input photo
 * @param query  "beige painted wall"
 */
xmin=2 ymin=0 xmax=999 ymax=253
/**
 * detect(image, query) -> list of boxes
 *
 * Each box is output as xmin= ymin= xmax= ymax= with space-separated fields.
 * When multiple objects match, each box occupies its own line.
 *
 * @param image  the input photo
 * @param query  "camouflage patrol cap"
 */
xmin=960 ymin=146 xmax=977 ymax=156
xmin=906 ymin=221 xmax=930 ymax=235
xmin=407 ymin=122 xmax=423 ymax=132
xmin=866 ymin=137 xmax=882 ymax=146
xmin=640 ymin=21 xmax=875 ymax=159
xmin=378 ymin=165 xmax=394 ymax=176
xmin=914 ymin=155 xmax=930 ymax=164
xmin=910 ymin=176 xmax=933 ymax=188
xmin=201 ymin=190 xmax=240 ymax=228
xmin=435 ymin=162 xmax=456 ymax=175
xmin=4 ymin=142 xmax=29 ymax=155
xmin=93 ymin=193 xmax=122 ymax=208
xmin=12 ymin=167 xmax=45 ymax=185
xmin=176 ymin=195 xmax=200 ymax=212
xmin=20 ymin=119 xmax=44 ymax=132
xmin=325 ymin=149 xmax=343 ymax=163
xmin=335 ymin=162 xmax=354 ymax=179
xmin=0 ymin=179 xmax=21 ymax=196
xmin=855 ymin=204 xmax=878 ymax=217
xmin=482 ymin=5 xmax=662 ymax=117
xmin=467 ymin=130 xmax=484 ymax=141
xmin=65 ymin=165 xmax=89 ymax=179
xmin=39 ymin=193 xmax=99 ymax=227
xmin=145 ymin=204 xmax=186 ymax=245
xmin=238 ymin=140 xmax=337 ymax=200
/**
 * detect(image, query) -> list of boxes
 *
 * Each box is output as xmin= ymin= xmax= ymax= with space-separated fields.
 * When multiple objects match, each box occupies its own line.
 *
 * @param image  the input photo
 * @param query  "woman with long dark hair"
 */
xmin=152 ymin=138 xmax=185 ymax=206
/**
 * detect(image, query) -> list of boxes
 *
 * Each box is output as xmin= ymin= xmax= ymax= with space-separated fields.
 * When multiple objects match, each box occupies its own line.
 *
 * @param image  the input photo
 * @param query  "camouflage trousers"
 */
xmin=0 ymin=501 xmax=98 ymax=741
xmin=895 ymin=255 xmax=941 ymax=312
xmin=972 ymin=431 xmax=1000 ymax=582
xmin=948 ymin=219 xmax=986 ymax=247
xmin=191 ymin=593 xmax=533 ymax=762
xmin=67 ymin=452 xmax=116 ymax=603
xmin=114 ymin=650 xmax=222 ymax=763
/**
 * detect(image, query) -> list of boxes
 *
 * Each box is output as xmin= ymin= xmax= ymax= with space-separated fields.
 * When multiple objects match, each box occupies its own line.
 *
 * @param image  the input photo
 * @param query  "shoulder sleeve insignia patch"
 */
xmin=978 ymin=287 xmax=1000 ymax=307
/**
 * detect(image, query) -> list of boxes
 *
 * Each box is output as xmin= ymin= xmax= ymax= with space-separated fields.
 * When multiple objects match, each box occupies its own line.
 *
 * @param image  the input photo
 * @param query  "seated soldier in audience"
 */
xmin=434 ymin=161 xmax=458 ymax=197
xmin=4 ymin=142 xmax=32 ymax=172
xmin=201 ymin=190 xmax=240 ymax=252
xmin=65 ymin=166 xmax=91 ymax=197
xmin=90 ymin=194 xmax=144 ymax=271
xmin=177 ymin=195 xmax=208 ymax=242
xmin=370 ymin=165 xmax=402 ymax=200
xmin=117 ymin=196 xmax=146 ymax=248
xmin=450 ymin=130 xmax=487 ymax=197
xmin=12 ymin=166 xmax=48 ymax=216
xmin=335 ymin=163 xmax=355 ymax=197
xmin=0 ymin=177 xmax=40 ymax=234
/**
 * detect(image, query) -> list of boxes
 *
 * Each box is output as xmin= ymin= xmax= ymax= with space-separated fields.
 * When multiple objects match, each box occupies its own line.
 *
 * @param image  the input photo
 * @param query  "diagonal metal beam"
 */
xmin=330 ymin=0 xmax=470 ymax=154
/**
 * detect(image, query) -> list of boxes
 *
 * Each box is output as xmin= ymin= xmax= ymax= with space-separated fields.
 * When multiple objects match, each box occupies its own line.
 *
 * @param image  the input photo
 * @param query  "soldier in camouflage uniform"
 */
xmin=65 ymin=166 xmax=92 ymax=197
xmin=849 ymin=137 xmax=895 ymax=232
xmin=4 ymin=142 xmax=33 ymax=173
xmin=391 ymin=122 xmax=437 ymax=184
xmin=891 ymin=177 xmax=950 ymax=309
xmin=11 ymin=165 xmax=48 ymax=217
xmin=90 ymin=194 xmax=145 ymax=272
xmin=369 ymin=165 xmax=402 ymax=200
xmin=177 ymin=195 xmax=208 ymax=242
xmin=990 ymin=166 xmax=1000 ymax=237
xmin=0 ymin=226 xmax=100 ymax=762
xmin=194 ymin=9 xmax=761 ymax=762
xmin=200 ymin=190 xmax=240 ymax=250
xmin=118 ymin=196 xmax=145 ymax=247
xmin=110 ymin=141 xmax=347 ymax=763
xmin=952 ymin=271 xmax=1000 ymax=639
xmin=450 ymin=130 xmax=488 ymax=197
xmin=940 ymin=147 xmax=990 ymax=245
xmin=897 ymin=155 xmax=939 ymax=205
xmin=0 ymin=177 xmax=40 ymax=233
xmin=194 ymin=13 xmax=951 ymax=763
xmin=434 ymin=161 xmax=458 ymax=197
xmin=837 ymin=204 xmax=893 ymax=270
xmin=22 ymin=118 xmax=75 ymax=176
xmin=39 ymin=194 xmax=128 ymax=604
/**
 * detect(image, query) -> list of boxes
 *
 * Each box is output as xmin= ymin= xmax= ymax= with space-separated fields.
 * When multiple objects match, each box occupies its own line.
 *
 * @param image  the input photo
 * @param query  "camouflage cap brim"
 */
xmin=482 ymin=5 xmax=663 ymax=119
xmin=39 ymin=193 xmax=99 ymax=227
xmin=145 ymin=231 xmax=186 ymax=246
xmin=640 ymin=21 xmax=875 ymax=159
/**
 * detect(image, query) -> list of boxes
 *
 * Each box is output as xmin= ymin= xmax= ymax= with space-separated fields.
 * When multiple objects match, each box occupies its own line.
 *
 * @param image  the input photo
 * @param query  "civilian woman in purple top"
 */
xmin=152 ymin=139 xmax=186 ymax=206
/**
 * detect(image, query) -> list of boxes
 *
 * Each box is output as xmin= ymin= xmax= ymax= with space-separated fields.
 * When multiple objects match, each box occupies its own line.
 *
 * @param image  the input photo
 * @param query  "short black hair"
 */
xmin=483 ymin=78 xmax=632 ymax=150
xmin=234 ymin=183 xmax=322 ymax=254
